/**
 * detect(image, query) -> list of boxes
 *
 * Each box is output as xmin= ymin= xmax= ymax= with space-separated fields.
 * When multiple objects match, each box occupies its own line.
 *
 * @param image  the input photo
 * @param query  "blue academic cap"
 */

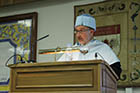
xmin=75 ymin=14 xmax=96 ymax=31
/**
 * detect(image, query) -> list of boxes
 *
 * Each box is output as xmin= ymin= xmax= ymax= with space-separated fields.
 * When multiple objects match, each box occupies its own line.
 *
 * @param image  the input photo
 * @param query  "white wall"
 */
xmin=0 ymin=0 xmax=140 ymax=92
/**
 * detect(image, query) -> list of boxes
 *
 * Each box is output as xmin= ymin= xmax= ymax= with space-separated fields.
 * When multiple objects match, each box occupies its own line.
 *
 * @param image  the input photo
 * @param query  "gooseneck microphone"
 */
xmin=95 ymin=52 xmax=98 ymax=59
xmin=95 ymin=52 xmax=105 ymax=61
xmin=5 ymin=34 xmax=49 ymax=66
xmin=36 ymin=34 xmax=49 ymax=42
xmin=27 ymin=34 xmax=49 ymax=63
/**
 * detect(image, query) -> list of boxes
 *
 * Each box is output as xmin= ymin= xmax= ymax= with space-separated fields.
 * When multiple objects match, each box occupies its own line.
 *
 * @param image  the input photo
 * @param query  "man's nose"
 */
xmin=76 ymin=32 xmax=81 ymax=36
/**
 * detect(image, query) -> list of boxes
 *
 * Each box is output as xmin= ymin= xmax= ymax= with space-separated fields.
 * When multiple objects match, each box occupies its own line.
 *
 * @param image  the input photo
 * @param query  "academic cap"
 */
xmin=75 ymin=14 xmax=96 ymax=31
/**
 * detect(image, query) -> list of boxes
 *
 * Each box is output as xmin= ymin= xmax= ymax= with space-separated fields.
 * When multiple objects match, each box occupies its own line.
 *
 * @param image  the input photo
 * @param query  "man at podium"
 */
xmin=58 ymin=14 xmax=122 ymax=79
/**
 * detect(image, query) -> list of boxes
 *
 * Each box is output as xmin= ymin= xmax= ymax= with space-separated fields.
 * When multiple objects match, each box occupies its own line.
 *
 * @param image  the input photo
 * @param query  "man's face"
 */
xmin=75 ymin=26 xmax=94 ymax=45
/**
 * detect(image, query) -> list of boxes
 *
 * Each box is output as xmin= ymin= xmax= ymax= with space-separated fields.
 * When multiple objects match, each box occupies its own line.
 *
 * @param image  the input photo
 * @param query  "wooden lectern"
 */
xmin=8 ymin=60 xmax=118 ymax=93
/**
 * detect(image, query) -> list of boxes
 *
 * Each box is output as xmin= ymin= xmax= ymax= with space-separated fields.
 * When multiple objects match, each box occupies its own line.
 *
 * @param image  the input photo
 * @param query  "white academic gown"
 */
xmin=58 ymin=40 xmax=120 ymax=65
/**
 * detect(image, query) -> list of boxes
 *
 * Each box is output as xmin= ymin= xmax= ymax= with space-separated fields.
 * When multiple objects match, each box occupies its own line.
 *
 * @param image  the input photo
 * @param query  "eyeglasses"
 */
xmin=74 ymin=28 xmax=90 ymax=34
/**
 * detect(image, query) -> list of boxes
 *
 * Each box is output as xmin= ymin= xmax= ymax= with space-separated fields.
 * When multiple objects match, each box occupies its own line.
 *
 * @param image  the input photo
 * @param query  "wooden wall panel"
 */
xmin=13 ymin=0 xmax=38 ymax=4
xmin=0 ymin=0 xmax=13 ymax=6
xmin=0 ymin=0 xmax=39 ymax=7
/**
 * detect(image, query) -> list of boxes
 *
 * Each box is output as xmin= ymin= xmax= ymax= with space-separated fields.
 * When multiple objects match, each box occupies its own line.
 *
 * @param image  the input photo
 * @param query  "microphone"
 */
xmin=36 ymin=34 xmax=49 ymax=42
xmin=5 ymin=34 xmax=50 ymax=66
xmin=27 ymin=34 xmax=49 ymax=63
xmin=95 ymin=52 xmax=105 ymax=61
xmin=95 ymin=52 xmax=98 ymax=59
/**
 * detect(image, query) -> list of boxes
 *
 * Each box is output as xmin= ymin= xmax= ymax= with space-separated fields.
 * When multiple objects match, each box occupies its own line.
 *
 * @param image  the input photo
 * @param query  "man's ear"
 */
xmin=90 ymin=29 xmax=95 ymax=34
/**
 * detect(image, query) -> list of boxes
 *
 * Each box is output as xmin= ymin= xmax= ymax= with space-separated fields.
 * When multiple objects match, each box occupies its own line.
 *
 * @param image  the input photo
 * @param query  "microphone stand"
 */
xmin=27 ymin=34 xmax=49 ymax=63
